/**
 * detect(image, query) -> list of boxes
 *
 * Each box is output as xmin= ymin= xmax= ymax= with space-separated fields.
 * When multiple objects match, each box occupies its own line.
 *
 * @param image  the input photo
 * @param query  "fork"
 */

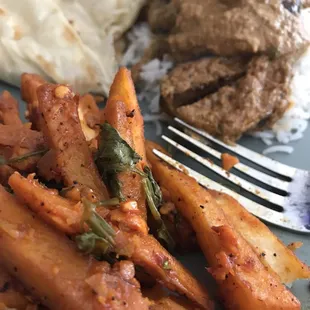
xmin=152 ymin=118 xmax=310 ymax=234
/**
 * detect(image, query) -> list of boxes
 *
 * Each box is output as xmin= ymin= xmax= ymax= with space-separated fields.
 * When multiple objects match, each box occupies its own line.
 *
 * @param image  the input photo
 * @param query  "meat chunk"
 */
xmin=304 ymin=0 xmax=310 ymax=8
xmin=148 ymin=0 xmax=177 ymax=33
xmin=149 ymin=0 xmax=310 ymax=61
xmin=174 ymin=55 xmax=292 ymax=144
xmin=161 ymin=56 xmax=248 ymax=115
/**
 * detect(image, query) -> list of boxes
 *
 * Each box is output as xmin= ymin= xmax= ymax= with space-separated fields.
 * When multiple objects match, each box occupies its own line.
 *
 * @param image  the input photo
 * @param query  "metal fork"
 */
xmin=153 ymin=118 xmax=310 ymax=234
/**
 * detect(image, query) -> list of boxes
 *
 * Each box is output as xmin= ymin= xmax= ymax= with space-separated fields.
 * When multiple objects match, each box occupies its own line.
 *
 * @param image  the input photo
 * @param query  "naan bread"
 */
xmin=0 ymin=0 xmax=145 ymax=95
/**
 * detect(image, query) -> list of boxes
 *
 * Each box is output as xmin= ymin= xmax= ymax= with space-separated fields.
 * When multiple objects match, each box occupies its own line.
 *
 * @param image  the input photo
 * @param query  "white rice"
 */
xmin=262 ymin=145 xmax=294 ymax=155
xmin=262 ymin=138 xmax=273 ymax=146
xmin=122 ymin=23 xmax=152 ymax=67
xmin=123 ymin=23 xmax=310 ymax=155
xmin=257 ymin=45 xmax=310 ymax=151
xmin=122 ymin=23 xmax=173 ymax=134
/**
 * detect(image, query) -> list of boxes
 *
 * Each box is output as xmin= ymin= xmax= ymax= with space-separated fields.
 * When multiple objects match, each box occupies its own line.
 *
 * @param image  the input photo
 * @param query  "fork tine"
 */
xmin=153 ymin=149 xmax=309 ymax=233
xmin=175 ymin=118 xmax=296 ymax=179
xmin=162 ymin=135 xmax=287 ymax=207
xmin=168 ymin=125 xmax=291 ymax=192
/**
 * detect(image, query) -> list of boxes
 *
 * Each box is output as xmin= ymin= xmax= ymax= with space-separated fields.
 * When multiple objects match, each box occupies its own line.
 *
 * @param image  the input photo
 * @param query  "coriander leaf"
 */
xmin=0 ymin=149 xmax=48 ymax=167
xmin=78 ymin=199 xmax=116 ymax=255
xmin=144 ymin=166 xmax=162 ymax=207
xmin=75 ymin=232 xmax=109 ymax=254
xmin=108 ymin=173 xmax=125 ymax=201
xmin=98 ymin=197 xmax=120 ymax=207
xmin=95 ymin=122 xmax=142 ymax=199
xmin=96 ymin=122 xmax=141 ymax=173
xmin=143 ymin=167 xmax=175 ymax=251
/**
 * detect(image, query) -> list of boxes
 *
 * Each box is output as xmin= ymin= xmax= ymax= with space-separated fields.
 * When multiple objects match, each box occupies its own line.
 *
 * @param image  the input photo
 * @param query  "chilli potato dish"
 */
xmin=0 ymin=68 xmax=309 ymax=310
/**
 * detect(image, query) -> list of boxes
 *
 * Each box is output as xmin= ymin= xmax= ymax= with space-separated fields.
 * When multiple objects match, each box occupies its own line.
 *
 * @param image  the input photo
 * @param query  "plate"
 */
xmin=1 ymin=80 xmax=309 ymax=309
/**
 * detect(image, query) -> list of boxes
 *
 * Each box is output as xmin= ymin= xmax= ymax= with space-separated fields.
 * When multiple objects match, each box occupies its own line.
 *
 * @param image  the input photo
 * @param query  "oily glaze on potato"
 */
xmin=146 ymin=140 xmax=300 ymax=310
xmin=0 ymin=186 xmax=149 ymax=310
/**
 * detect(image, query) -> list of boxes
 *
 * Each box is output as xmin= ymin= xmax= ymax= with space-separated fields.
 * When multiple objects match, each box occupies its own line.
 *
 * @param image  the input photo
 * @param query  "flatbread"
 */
xmin=0 ymin=0 xmax=145 ymax=95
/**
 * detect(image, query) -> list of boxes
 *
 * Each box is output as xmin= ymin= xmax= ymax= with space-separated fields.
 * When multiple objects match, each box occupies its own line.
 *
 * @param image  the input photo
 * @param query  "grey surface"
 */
xmin=2 ymin=81 xmax=309 ymax=309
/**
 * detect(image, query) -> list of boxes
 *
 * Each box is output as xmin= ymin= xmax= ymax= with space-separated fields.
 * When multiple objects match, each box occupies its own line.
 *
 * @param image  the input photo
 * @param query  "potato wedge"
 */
xmin=78 ymin=94 xmax=100 ymax=142
xmin=108 ymin=67 xmax=146 ymax=165
xmin=10 ymin=173 xmax=212 ymax=310
xmin=210 ymin=190 xmax=310 ymax=284
xmin=0 ymin=186 xmax=149 ymax=310
xmin=0 ymin=165 xmax=14 ymax=186
xmin=0 ymin=266 xmax=33 ymax=310
xmin=0 ymin=90 xmax=23 ymax=126
xmin=79 ymin=94 xmax=101 ymax=129
xmin=36 ymin=149 xmax=62 ymax=182
xmin=37 ymin=83 xmax=109 ymax=199
xmin=146 ymin=140 xmax=300 ymax=310
xmin=0 ymin=124 xmax=46 ymax=171
xmin=9 ymin=173 xmax=212 ymax=309
xmin=0 ymin=124 xmax=45 ymax=150
xmin=119 ymin=233 xmax=213 ymax=310
xmin=144 ymin=284 xmax=200 ymax=310
xmin=9 ymin=172 xmax=83 ymax=234
xmin=21 ymin=73 xmax=46 ymax=130
xmin=104 ymin=97 xmax=147 ymax=217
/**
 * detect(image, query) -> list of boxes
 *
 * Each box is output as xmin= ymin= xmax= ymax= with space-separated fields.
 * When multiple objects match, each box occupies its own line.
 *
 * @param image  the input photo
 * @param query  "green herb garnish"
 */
xmin=75 ymin=199 xmax=115 ymax=254
xmin=162 ymin=259 xmax=171 ymax=270
xmin=143 ymin=167 xmax=175 ymax=251
xmin=75 ymin=232 xmax=109 ymax=254
xmin=95 ymin=122 xmax=142 ymax=199
xmin=0 ymin=149 xmax=48 ymax=166
xmin=95 ymin=123 xmax=175 ymax=250
xmin=98 ymin=197 xmax=120 ymax=207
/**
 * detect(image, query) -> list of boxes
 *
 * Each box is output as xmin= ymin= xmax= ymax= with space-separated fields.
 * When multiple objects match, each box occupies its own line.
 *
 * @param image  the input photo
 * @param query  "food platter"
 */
xmin=1 ymin=78 xmax=309 ymax=309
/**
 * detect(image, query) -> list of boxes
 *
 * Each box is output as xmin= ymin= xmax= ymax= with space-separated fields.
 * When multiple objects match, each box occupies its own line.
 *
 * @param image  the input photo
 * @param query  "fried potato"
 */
xmin=0 ymin=165 xmax=14 ymax=186
xmin=37 ymin=83 xmax=109 ymax=199
xmin=108 ymin=67 xmax=146 ymax=165
xmin=0 ymin=124 xmax=46 ymax=171
xmin=0 ymin=266 xmax=33 ymax=310
xmin=9 ymin=172 xmax=83 ymax=234
xmin=9 ymin=172 xmax=213 ymax=310
xmin=0 ymin=90 xmax=23 ymax=126
xmin=0 ymin=185 xmax=149 ymax=310
xmin=21 ymin=73 xmax=46 ymax=130
xmin=121 ymin=233 xmax=213 ymax=310
xmin=78 ymin=94 xmax=100 ymax=142
xmin=146 ymin=140 xmax=301 ymax=310
xmin=36 ymin=149 xmax=62 ymax=182
xmin=104 ymin=96 xmax=147 ymax=218
xmin=211 ymin=190 xmax=310 ymax=284
xmin=144 ymin=284 xmax=201 ymax=310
